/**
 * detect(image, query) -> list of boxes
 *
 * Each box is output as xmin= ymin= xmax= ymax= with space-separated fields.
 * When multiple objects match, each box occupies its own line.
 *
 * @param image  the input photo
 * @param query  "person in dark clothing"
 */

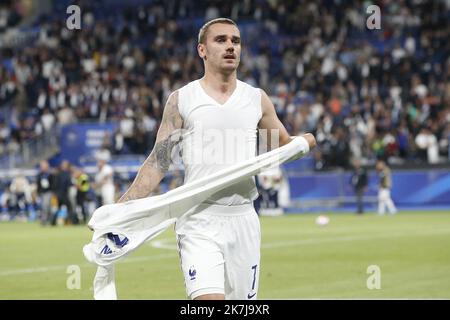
xmin=36 ymin=160 xmax=55 ymax=225
xmin=331 ymin=127 xmax=351 ymax=169
xmin=51 ymin=160 xmax=78 ymax=225
xmin=351 ymin=159 xmax=368 ymax=214
xmin=73 ymin=167 xmax=91 ymax=224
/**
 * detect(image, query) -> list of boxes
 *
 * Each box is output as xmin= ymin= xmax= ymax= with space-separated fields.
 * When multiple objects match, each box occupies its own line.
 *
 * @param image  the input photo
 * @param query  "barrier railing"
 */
xmin=0 ymin=126 xmax=60 ymax=170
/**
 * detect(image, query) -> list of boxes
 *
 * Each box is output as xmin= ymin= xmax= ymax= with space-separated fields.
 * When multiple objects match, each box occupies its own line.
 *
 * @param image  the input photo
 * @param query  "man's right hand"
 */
xmin=302 ymin=133 xmax=317 ymax=150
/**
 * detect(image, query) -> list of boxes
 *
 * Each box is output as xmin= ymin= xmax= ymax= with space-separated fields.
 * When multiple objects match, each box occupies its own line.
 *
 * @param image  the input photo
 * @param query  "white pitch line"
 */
xmin=2 ymin=229 xmax=449 ymax=277
xmin=0 ymin=265 xmax=66 ymax=276
xmin=147 ymin=228 xmax=450 ymax=251
xmin=261 ymin=228 xmax=450 ymax=249
xmin=150 ymin=240 xmax=178 ymax=250
xmin=0 ymin=252 xmax=177 ymax=277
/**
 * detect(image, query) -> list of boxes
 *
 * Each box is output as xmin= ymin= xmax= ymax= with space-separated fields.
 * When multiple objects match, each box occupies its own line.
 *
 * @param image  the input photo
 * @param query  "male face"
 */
xmin=198 ymin=23 xmax=241 ymax=73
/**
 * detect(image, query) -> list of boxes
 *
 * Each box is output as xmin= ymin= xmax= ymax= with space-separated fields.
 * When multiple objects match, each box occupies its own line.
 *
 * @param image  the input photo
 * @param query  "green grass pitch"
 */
xmin=1 ymin=211 xmax=450 ymax=299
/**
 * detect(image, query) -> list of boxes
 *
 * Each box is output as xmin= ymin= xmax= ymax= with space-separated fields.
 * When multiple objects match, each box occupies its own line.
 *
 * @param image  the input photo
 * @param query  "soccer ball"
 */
xmin=315 ymin=215 xmax=330 ymax=227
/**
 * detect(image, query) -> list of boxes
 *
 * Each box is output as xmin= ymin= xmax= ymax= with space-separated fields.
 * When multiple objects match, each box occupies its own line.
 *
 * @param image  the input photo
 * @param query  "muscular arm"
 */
xmin=258 ymin=89 xmax=316 ymax=150
xmin=117 ymin=91 xmax=183 ymax=203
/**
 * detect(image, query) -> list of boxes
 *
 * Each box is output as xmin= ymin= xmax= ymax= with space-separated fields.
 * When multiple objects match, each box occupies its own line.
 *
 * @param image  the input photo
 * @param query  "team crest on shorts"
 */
xmin=188 ymin=266 xmax=196 ymax=280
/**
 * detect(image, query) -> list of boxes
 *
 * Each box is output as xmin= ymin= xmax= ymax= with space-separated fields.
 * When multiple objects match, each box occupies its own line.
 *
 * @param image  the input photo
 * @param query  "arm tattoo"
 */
xmin=117 ymin=91 xmax=183 ymax=202
xmin=150 ymin=91 xmax=183 ymax=173
xmin=152 ymin=132 xmax=181 ymax=173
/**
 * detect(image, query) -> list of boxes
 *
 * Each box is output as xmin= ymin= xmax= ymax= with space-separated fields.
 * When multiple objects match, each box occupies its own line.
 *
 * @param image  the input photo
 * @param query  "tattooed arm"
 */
xmin=117 ymin=91 xmax=183 ymax=203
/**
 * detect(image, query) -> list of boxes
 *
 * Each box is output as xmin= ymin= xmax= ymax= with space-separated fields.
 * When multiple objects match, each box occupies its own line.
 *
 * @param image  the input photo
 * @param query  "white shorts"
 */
xmin=175 ymin=203 xmax=261 ymax=300
xmin=378 ymin=188 xmax=391 ymax=201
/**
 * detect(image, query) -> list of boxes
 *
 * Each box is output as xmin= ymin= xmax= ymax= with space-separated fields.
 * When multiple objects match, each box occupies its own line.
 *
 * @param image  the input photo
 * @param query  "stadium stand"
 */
xmin=0 ymin=0 xmax=449 ymax=221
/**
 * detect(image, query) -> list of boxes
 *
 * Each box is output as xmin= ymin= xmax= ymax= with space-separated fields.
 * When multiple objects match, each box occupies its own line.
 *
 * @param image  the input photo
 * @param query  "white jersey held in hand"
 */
xmin=83 ymin=136 xmax=310 ymax=299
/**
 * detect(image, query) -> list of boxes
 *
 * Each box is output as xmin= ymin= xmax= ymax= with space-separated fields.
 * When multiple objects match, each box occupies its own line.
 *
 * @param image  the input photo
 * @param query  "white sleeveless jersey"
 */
xmin=178 ymin=79 xmax=262 ymax=205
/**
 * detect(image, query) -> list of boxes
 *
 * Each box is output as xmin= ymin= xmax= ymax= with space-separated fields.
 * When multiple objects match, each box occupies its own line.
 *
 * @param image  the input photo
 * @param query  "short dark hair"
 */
xmin=198 ymin=18 xmax=238 ymax=44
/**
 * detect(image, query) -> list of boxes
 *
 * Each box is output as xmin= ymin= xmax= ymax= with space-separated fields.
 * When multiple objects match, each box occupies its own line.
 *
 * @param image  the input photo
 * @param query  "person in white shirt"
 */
xmin=376 ymin=160 xmax=397 ymax=215
xmin=415 ymin=127 xmax=439 ymax=164
xmin=257 ymin=166 xmax=284 ymax=216
xmin=95 ymin=157 xmax=115 ymax=205
xmin=116 ymin=18 xmax=316 ymax=300
xmin=9 ymin=174 xmax=33 ymax=220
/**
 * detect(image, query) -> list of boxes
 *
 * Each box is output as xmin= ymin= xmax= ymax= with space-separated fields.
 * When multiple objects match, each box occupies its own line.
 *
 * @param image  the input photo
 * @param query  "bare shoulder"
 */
xmin=165 ymin=90 xmax=179 ymax=111
xmin=259 ymin=88 xmax=270 ymax=100
xmin=259 ymin=88 xmax=275 ymax=114
xmin=162 ymin=90 xmax=183 ymax=127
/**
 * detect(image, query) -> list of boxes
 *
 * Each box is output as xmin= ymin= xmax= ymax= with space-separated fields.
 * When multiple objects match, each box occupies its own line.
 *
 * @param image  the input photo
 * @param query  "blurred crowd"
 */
xmin=0 ymin=0 xmax=22 ymax=33
xmin=1 ymin=159 xmax=99 ymax=224
xmin=0 ymin=156 xmax=185 ymax=223
xmin=0 ymin=0 xmax=449 ymax=169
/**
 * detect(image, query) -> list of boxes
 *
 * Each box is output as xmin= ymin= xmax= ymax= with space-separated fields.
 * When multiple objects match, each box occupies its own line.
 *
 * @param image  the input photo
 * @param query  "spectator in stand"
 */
xmin=0 ymin=0 xmax=448 ymax=171
xmin=415 ymin=127 xmax=440 ymax=164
